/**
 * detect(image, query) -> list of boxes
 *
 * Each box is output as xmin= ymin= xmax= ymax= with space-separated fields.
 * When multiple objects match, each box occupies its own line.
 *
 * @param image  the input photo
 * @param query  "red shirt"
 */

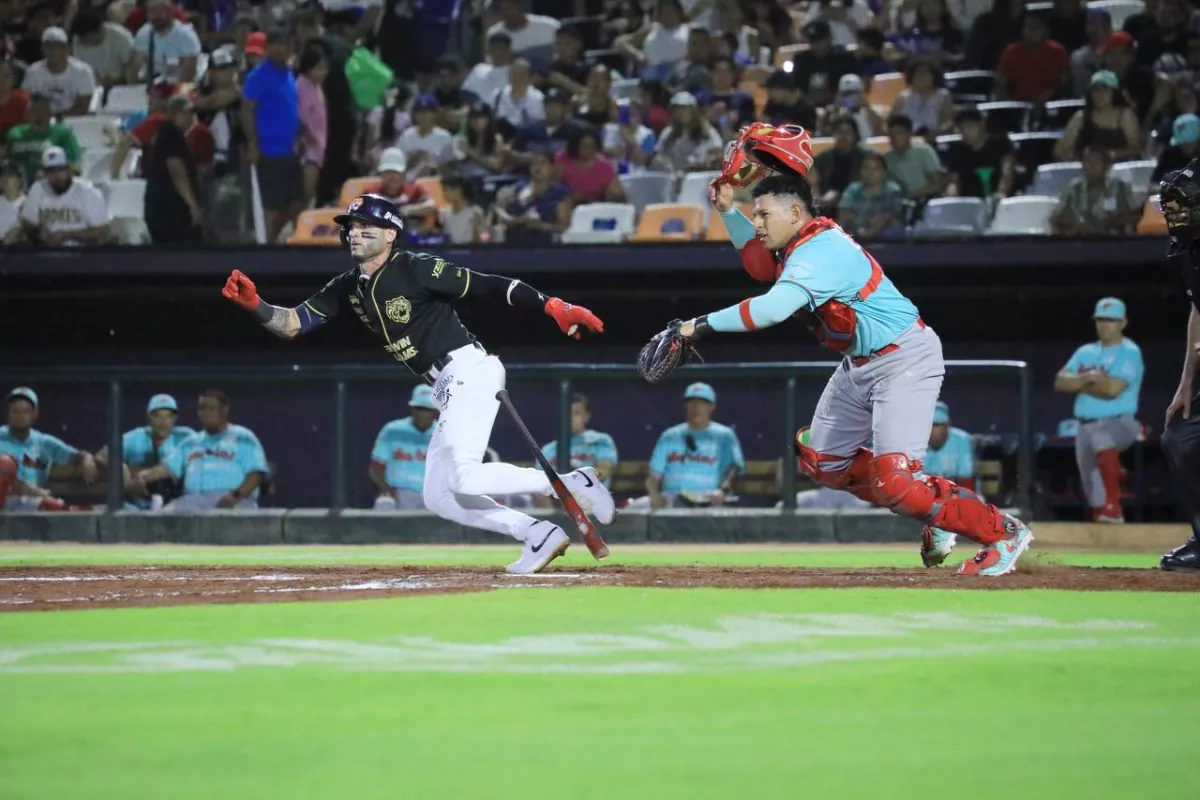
xmin=367 ymin=181 xmax=429 ymax=207
xmin=0 ymin=90 xmax=29 ymax=139
xmin=131 ymin=113 xmax=216 ymax=167
xmin=996 ymin=41 xmax=1069 ymax=103
xmin=124 ymin=4 xmax=190 ymax=35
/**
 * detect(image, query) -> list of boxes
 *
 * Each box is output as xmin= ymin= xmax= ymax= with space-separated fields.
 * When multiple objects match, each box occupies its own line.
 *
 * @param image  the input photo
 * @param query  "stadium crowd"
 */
xmin=0 ymin=0 xmax=1191 ymax=245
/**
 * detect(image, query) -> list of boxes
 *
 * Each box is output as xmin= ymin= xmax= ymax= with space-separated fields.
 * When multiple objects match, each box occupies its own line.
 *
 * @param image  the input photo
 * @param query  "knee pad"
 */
xmin=868 ymin=453 xmax=934 ymax=518
xmin=794 ymin=427 xmax=874 ymax=490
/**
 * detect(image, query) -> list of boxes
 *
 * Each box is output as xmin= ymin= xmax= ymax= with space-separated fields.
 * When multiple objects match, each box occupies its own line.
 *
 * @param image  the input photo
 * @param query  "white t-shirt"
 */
xmin=463 ymin=63 xmax=510 ymax=109
xmin=366 ymin=106 xmax=412 ymax=147
xmin=22 ymin=58 xmax=97 ymax=114
xmin=20 ymin=179 xmax=110 ymax=241
xmin=133 ymin=21 xmax=202 ymax=77
xmin=0 ymin=195 xmax=23 ymax=240
xmin=72 ymin=24 xmax=135 ymax=83
xmin=806 ymin=5 xmax=872 ymax=49
xmin=396 ymin=126 xmax=461 ymax=174
xmin=486 ymin=15 xmax=560 ymax=54
xmin=644 ymin=22 xmax=691 ymax=67
xmin=439 ymin=205 xmax=484 ymax=244
xmin=492 ymin=85 xmax=545 ymax=129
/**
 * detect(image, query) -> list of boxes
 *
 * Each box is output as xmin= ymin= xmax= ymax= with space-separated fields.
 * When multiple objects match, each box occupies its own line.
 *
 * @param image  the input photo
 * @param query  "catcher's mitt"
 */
xmin=638 ymin=320 xmax=702 ymax=383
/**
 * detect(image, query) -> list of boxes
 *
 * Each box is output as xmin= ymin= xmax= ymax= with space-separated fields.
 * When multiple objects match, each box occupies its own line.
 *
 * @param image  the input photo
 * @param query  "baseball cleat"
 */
xmin=1160 ymin=537 xmax=1200 ymax=572
xmin=1092 ymin=504 xmax=1125 ymax=524
xmin=565 ymin=467 xmax=615 ymax=524
xmin=506 ymin=523 xmax=570 ymax=575
xmin=920 ymin=526 xmax=957 ymax=567
xmin=956 ymin=517 xmax=1034 ymax=577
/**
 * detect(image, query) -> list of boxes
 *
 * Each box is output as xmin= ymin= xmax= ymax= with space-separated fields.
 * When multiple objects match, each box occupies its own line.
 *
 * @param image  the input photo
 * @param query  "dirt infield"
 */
xmin=1 ymin=563 xmax=1197 ymax=611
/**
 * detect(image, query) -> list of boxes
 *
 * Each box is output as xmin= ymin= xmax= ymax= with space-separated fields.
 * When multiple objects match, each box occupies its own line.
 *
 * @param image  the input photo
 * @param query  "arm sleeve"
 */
xmin=412 ymin=253 xmax=474 ymax=299
xmin=44 ymin=435 xmax=78 ymax=465
xmin=133 ymin=26 xmax=149 ymax=54
xmin=719 ymin=208 xmax=778 ymax=283
xmin=596 ymin=434 xmax=618 ymax=465
xmin=121 ymin=430 xmax=145 ymax=463
xmin=718 ymin=206 xmax=757 ymax=249
xmin=163 ymin=441 xmax=187 ymax=479
xmin=180 ymin=25 xmax=201 ymax=56
xmin=706 ymin=280 xmax=812 ymax=333
xmin=726 ymin=431 xmax=746 ymax=474
xmin=242 ymin=67 xmax=263 ymax=103
xmin=61 ymin=131 xmax=82 ymax=169
xmin=370 ymin=428 xmax=391 ymax=464
xmin=1063 ymin=347 xmax=1082 ymax=373
xmin=301 ymin=274 xmax=347 ymax=320
xmin=82 ymin=185 xmax=110 ymax=226
xmin=956 ymin=437 xmax=975 ymax=480
xmin=1109 ymin=348 xmax=1144 ymax=384
xmin=239 ymin=432 xmax=268 ymax=475
xmin=20 ymin=185 xmax=40 ymax=225
xmin=649 ymin=434 xmax=670 ymax=477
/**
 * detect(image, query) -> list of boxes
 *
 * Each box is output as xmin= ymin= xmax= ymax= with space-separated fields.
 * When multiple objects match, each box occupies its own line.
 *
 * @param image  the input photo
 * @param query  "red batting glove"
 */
xmin=544 ymin=297 xmax=604 ymax=340
xmin=221 ymin=269 xmax=261 ymax=312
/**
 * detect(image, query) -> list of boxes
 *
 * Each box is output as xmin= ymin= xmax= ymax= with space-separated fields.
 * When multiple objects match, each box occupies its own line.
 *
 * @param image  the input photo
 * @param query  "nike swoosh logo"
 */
xmin=581 ymin=471 xmax=595 ymax=488
xmin=530 ymin=529 xmax=555 ymax=553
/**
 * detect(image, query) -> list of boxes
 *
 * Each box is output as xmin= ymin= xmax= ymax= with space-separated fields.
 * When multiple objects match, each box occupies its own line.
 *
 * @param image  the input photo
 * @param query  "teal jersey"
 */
xmin=1064 ymin=339 xmax=1143 ymax=419
xmin=122 ymin=425 xmax=196 ymax=467
xmin=541 ymin=429 xmax=619 ymax=487
xmin=923 ymin=427 xmax=974 ymax=480
xmin=163 ymin=425 xmax=268 ymax=496
xmin=370 ymin=417 xmax=434 ymax=493
xmin=649 ymin=422 xmax=745 ymax=495
xmin=0 ymin=426 xmax=76 ymax=487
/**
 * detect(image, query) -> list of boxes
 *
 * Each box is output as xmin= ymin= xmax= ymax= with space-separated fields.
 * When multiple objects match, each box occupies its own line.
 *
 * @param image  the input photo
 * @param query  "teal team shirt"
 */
xmin=371 ymin=417 xmax=434 ymax=493
xmin=163 ymin=425 xmax=268 ymax=496
xmin=541 ymin=430 xmax=619 ymax=488
xmin=122 ymin=425 xmax=197 ymax=466
xmin=1063 ymin=340 xmax=1143 ymax=419
xmin=649 ymin=423 xmax=745 ymax=495
xmin=0 ymin=426 xmax=76 ymax=487
xmin=923 ymin=427 xmax=975 ymax=480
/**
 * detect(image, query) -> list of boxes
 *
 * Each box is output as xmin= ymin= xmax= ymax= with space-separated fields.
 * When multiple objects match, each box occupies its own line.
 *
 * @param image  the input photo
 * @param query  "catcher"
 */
xmin=638 ymin=124 xmax=1034 ymax=576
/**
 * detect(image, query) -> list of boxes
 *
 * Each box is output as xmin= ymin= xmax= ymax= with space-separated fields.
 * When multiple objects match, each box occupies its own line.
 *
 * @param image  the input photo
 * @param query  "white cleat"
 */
xmin=564 ymin=467 xmax=616 ymax=524
xmin=506 ymin=523 xmax=570 ymax=575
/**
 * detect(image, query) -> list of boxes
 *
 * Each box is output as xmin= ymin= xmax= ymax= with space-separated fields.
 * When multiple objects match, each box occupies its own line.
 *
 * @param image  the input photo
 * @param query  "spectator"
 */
xmin=396 ymin=94 xmax=461 ymax=179
xmin=1050 ymin=145 xmax=1141 ymax=236
xmin=1102 ymin=31 xmax=1155 ymax=122
xmin=883 ymin=113 xmax=945 ymax=201
xmin=492 ymin=57 xmax=545 ymax=136
xmin=438 ymin=175 xmax=485 ymax=244
xmin=242 ymin=27 xmax=301 ymax=243
xmin=854 ymin=28 xmax=896 ymax=77
xmin=292 ymin=8 xmax=357 ymax=209
xmin=830 ymin=74 xmax=883 ymax=141
xmin=136 ymin=390 xmax=268 ymax=511
xmin=965 ymin=0 xmax=1025 ymax=70
xmin=837 ymin=151 xmax=906 ymax=240
xmin=19 ymin=146 xmax=107 ymax=246
xmin=1055 ymin=70 xmax=1142 ymax=162
xmin=811 ymin=114 xmax=870 ymax=207
xmin=0 ymin=386 xmax=97 ymax=511
xmin=652 ymin=90 xmax=722 ymax=173
xmin=995 ymin=12 xmax=1068 ymax=104
xmin=944 ymin=107 xmax=1015 ymax=200
xmin=12 ymin=3 xmax=54 ymax=66
xmin=791 ymin=19 xmax=857 ymax=109
xmin=762 ymin=69 xmax=817 ymax=130
xmin=615 ymin=0 xmax=691 ymax=81
xmin=1153 ymin=113 xmax=1200 ymax=185
xmin=510 ymin=86 xmax=585 ymax=167
xmin=0 ymin=59 xmax=29 ymax=140
xmin=1151 ymin=76 xmax=1198 ymax=150
xmin=712 ymin=0 xmax=761 ymax=66
xmin=243 ymin=31 xmax=266 ymax=72
xmin=1134 ymin=0 xmax=1189 ymax=68
xmin=573 ymin=64 xmax=619 ymax=129
xmin=94 ymin=393 xmax=195 ymax=510
xmin=637 ymin=78 xmax=672 ymax=133
xmin=743 ymin=0 xmax=792 ymax=54
xmin=603 ymin=100 xmax=658 ymax=174
xmin=646 ymin=382 xmax=745 ymax=509
xmin=129 ymin=0 xmax=201 ymax=83
xmin=924 ymin=401 xmax=977 ymax=490
xmin=494 ymin=149 xmax=571 ymax=244
xmin=892 ymin=60 xmax=953 ymax=137
xmin=486 ymin=0 xmax=560 ymax=55
xmin=1070 ymin=7 xmax=1112 ymax=95
xmin=543 ymin=23 xmax=593 ymax=97
xmin=70 ymin=10 xmax=134 ymax=89
xmin=367 ymin=148 xmax=436 ymax=223
xmin=1048 ymin=0 xmax=1089 ymax=55
xmin=192 ymin=47 xmax=241 ymax=178
xmin=368 ymin=385 xmax=439 ymax=510
xmin=295 ymin=45 xmax=328 ymax=212
xmin=364 ymin=83 xmax=413 ymax=165
xmin=706 ymin=57 xmax=755 ymax=139
xmin=807 ymin=0 xmax=871 ymax=49
xmin=122 ymin=0 xmax=188 ymax=37
xmin=556 ymin=125 xmax=625 ymax=205
xmin=536 ymin=393 xmax=618 ymax=509
xmin=0 ymin=160 xmax=23 ymax=244
xmin=144 ymin=95 xmax=202 ymax=244
xmin=1053 ymin=297 xmax=1143 ymax=523
xmin=111 ymin=79 xmax=215 ymax=181
xmin=455 ymin=102 xmax=507 ymax=178
xmin=664 ymin=26 xmax=713 ymax=96
xmin=431 ymin=57 xmax=477 ymax=131
xmin=4 ymin=94 xmax=81 ymax=184
xmin=890 ymin=0 xmax=966 ymax=65
xmin=463 ymin=31 xmax=514 ymax=110
xmin=22 ymin=27 xmax=95 ymax=117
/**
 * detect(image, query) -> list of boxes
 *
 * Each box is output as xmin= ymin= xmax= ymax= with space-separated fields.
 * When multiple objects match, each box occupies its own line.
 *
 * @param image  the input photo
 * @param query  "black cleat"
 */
xmin=1160 ymin=537 xmax=1200 ymax=572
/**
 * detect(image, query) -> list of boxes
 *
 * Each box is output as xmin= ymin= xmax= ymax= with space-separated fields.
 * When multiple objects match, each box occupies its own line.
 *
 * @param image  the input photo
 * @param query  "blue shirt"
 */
xmin=1064 ymin=339 xmax=1144 ymax=419
xmin=243 ymin=60 xmax=299 ymax=157
xmin=0 ymin=427 xmax=76 ymax=487
xmin=163 ymin=425 xmax=268 ymax=496
xmin=923 ymin=427 xmax=975 ymax=480
xmin=371 ymin=417 xmax=434 ymax=493
xmin=121 ymin=425 xmax=196 ymax=467
xmin=541 ymin=430 xmax=619 ymax=488
xmin=649 ymin=422 xmax=745 ymax=495
xmin=507 ymin=180 xmax=571 ymax=224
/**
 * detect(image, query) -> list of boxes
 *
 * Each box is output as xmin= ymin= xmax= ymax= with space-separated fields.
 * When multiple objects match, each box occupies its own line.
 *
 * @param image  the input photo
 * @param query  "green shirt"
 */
xmin=3 ymin=124 xmax=82 ymax=183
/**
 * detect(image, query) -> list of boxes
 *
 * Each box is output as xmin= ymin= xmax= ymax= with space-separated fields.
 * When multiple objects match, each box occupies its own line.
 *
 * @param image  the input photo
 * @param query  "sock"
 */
xmin=1096 ymin=448 xmax=1123 ymax=511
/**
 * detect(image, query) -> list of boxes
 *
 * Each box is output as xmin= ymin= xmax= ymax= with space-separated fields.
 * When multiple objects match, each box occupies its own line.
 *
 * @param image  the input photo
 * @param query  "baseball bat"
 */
xmin=496 ymin=390 xmax=610 ymax=560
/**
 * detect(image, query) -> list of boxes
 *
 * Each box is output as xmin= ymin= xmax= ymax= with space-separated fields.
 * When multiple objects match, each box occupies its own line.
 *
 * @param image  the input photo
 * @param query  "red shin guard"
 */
xmin=1096 ymin=448 xmax=1123 ymax=509
xmin=868 ymin=453 xmax=1009 ymax=546
xmin=795 ymin=429 xmax=877 ymax=503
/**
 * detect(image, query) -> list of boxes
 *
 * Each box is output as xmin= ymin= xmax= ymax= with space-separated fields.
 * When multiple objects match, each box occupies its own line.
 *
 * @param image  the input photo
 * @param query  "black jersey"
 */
xmin=1168 ymin=238 xmax=1200 ymax=316
xmin=302 ymin=250 xmax=477 ymax=375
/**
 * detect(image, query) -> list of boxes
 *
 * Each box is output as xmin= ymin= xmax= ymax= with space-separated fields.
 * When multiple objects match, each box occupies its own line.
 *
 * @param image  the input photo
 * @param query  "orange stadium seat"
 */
xmin=1138 ymin=195 xmax=1167 ymax=236
xmin=809 ymin=136 xmax=835 ymax=158
xmin=339 ymin=177 xmax=380 ymax=208
xmin=866 ymin=136 xmax=891 ymax=154
xmin=632 ymin=203 xmax=705 ymax=242
xmin=867 ymin=72 xmax=906 ymax=110
xmin=705 ymin=203 xmax=753 ymax=241
xmin=289 ymin=208 xmax=342 ymax=245
xmin=416 ymin=176 xmax=449 ymax=210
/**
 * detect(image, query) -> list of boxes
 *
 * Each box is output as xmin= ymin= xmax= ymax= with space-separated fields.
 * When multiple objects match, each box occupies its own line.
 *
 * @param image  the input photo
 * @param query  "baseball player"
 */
xmin=539 ymin=393 xmax=618 ymax=488
xmin=924 ymin=401 xmax=976 ymax=491
xmin=0 ymin=386 xmax=98 ymax=510
xmin=135 ymin=390 xmax=268 ymax=510
xmin=220 ymin=194 xmax=614 ymax=574
xmin=1054 ymin=297 xmax=1143 ymax=523
xmin=646 ymin=382 xmax=745 ymax=509
xmin=645 ymin=124 xmax=1033 ymax=575
xmin=370 ymin=384 xmax=440 ymax=510
xmin=95 ymin=393 xmax=196 ymax=509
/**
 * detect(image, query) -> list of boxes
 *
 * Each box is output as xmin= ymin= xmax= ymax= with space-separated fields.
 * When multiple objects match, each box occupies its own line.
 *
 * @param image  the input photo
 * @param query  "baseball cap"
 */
xmin=244 ymin=32 xmax=266 ymax=56
xmin=147 ymin=393 xmax=178 ymax=414
xmin=42 ymin=146 xmax=69 ymax=169
xmin=409 ymin=385 xmax=438 ymax=410
xmin=1100 ymin=30 xmax=1133 ymax=53
xmin=413 ymin=93 xmax=439 ymax=112
xmin=838 ymin=73 xmax=864 ymax=94
xmin=802 ymin=19 xmax=832 ymax=42
xmin=544 ymin=86 xmax=569 ymax=104
xmin=8 ymin=387 xmax=38 ymax=408
xmin=378 ymin=147 xmax=407 ymax=174
xmin=933 ymin=401 xmax=950 ymax=425
xmin=210 ymin=47 xmax=236 ymax=69
xmin=150 ymin=75 xmax=179 ymax=99
xmin=1172 ymin=113 xmax=1200 ymax=147
xmin=1093 ymin=297 xmax=1126 ymax=320
xmin=670 ymin=91 xmax=698 ymax=107
xmin=41 ymin=26 xmax=67 ymax=44
xmin=683 ymin=382 xmax=716 ymax=404
xmin=1089 ymin=69 xmax=1119 ymax=90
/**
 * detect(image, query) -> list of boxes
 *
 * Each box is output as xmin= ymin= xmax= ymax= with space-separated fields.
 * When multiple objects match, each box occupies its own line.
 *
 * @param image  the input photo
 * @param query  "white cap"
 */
xmin=669 ymin=91 xmax=698 ymax=107
xmin=42 ymin=26 xmax=68 ymax=44
xmin=42 ymin=146 xmax=69 ymax=169
xmin=838 ymin=73 xmax=864 ymax=93
xmin=378 ymin=147 xmax=407 ymax=175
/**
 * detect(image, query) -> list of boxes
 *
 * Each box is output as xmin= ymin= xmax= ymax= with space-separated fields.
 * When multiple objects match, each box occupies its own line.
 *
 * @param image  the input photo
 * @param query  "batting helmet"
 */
xmin=1160 ymin=160 xmax=1200 ymax=241
xmin=333 ymin=194 xmax=405 ymax=246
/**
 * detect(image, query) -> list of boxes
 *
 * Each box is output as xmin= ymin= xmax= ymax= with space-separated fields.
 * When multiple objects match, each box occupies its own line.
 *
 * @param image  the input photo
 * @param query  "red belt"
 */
xmin=849 ymin=318 xmax=925 ymax=368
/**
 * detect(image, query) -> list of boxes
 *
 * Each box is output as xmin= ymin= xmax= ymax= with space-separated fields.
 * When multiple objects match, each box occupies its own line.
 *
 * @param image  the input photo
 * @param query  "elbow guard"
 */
xmin=739 ymin=239 xmax=780 ymax=283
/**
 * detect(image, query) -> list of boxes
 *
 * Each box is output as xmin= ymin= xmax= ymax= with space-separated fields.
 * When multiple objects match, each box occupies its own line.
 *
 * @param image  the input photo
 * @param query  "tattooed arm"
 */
xmin=222 ymin=270 xmax=342 ymax=339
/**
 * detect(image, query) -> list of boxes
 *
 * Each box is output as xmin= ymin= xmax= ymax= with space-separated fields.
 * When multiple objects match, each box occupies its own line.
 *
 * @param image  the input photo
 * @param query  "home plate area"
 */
xmin=0 ymin=564 xmax=1195 ymax=611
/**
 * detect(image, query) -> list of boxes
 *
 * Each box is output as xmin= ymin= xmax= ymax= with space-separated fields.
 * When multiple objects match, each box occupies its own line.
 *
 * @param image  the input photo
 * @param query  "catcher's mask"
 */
xmin=334 ymin=193 xmax=406 ymax=247
xmin=743 ymin=124 xmax=815 ymax=179
xmin=1160 ymin=161 xmax=1200 ymax=241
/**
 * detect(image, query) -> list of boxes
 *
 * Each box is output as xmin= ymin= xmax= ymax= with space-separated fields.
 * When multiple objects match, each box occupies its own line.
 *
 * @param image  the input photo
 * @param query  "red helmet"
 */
xmin=720 ymin=125 xmax=769 ymax=188
xmin=742 ymin=124 xmax=815 ymax=178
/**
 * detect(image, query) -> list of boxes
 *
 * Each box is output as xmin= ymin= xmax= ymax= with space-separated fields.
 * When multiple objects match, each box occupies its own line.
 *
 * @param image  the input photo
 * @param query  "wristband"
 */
xmin=249 ymin=300 xmax=273 ymax=324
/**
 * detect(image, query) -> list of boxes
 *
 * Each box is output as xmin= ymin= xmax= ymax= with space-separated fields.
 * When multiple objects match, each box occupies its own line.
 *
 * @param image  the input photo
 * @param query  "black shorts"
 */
xmin=256 ymin=155 xmax=303 ymax=212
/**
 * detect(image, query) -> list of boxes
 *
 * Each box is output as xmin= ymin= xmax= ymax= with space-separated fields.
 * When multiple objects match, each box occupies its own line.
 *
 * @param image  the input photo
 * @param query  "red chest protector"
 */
xmin=737 ymin=217 xmax=884 ymax=353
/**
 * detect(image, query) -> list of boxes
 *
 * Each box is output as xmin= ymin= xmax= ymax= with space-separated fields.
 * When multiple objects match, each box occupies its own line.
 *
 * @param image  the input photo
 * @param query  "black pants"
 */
xmin=147 ymin=207 xmax=203 ymax=245
xmin=1162 ymin=401 xmax=1200 ymax=538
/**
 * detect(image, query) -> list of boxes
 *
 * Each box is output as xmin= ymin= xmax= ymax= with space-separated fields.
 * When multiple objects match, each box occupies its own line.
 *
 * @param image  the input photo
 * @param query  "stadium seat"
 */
xmin=87 ymin=86 xmax=104 ymax=114
xmin=289 ymin=208 xmax=343 ymax=245
xmin=630 ymin=203 xmax=705 ymax=241
xmin=978 ymin=101 xmax=1032 ymax=135
xmin=1009 ymin=131 xmax=1060 ymax=190
xmin=560 ymin=202 xmax=637 ymax=244
xmin=986 ymin=196 xmax=1059 ymax=235
xmin=933 ymin=133 xmax=961 ymax=159
xmin=809 ymin=136 xmax=835 ymax=157
xmin=101 ymin=179 xmax=146 ymax=218
xmin=943 ymin=70 xmax=995 ymax=104
xmin=1042 ymin=99 xmax=1085 ymax=131
xmin=338 ymin=176 xmax=379 ymax=208
xmin=1110 ymin=159 xmax=1156 ymax=195
xmin=583 ymin=48 xmax=625 ymax=74
xmin=415 ymin=176 xmax=449 ymax=210
xmin=1138 ymin=194 xmax=1167 ymax=236
xmin=64 ymin=116 xmax=120 ymax=150
xmin=1030 ymin=162 xmax=1083 ymax=197
xmin=911 ymin=197 xmax=988 ymax=238
xmin=1087 ymin=0 xmax=1145 ymax=29
xmin=103 ymin=84 xmax=149 ymax=115
xmin=619 ymin=171 xmax=674 ymax=215
xmin=774 ymin=43 xmax=809 ymax=69
xmin=611 ymin=78 xmax=639 ymax=101
xmin=83 ymin=147 xmax=138 ymax=181
xmin=867 ymin=72 xmax=906 ymax=109
xmin=676 ymin=169 xmax=720 ymax=223
xmin=866 ymin=136 xmax=891 ymax=154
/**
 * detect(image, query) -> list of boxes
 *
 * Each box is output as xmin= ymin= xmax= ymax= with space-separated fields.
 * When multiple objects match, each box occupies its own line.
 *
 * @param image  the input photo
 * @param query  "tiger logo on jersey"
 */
xmin=385 ymin=296 xmax=412 ymax=324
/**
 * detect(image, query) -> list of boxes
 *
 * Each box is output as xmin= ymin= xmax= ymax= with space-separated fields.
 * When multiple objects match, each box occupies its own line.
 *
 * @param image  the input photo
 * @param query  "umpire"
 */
xmin=1159 ymin=161 xmax=1200 ymax=570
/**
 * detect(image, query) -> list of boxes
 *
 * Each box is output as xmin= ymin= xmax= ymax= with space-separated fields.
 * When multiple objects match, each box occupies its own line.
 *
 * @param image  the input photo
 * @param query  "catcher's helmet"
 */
xmin=1161 ymin=160 xmax=1200 ymax=240
xmin=742 ymin=124 xmax=815 ymax=179
xmin=333 ymin=193 xmax=405 ymax=246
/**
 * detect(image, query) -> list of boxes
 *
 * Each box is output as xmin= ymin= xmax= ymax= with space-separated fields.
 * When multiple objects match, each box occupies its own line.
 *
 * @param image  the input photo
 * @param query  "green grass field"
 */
xmin=1 ymin=544 xmax=1198 ymax=799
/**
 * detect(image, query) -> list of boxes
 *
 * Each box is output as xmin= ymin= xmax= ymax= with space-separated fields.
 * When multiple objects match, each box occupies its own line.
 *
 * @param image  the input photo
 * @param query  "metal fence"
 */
xmin=4 ymin=361 xmax=1033 ymax=514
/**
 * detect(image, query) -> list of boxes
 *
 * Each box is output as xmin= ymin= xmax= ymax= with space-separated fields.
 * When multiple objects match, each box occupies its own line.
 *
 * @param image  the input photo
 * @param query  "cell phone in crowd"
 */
xmin=618 ymin=101 xmax=631 ymax=126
